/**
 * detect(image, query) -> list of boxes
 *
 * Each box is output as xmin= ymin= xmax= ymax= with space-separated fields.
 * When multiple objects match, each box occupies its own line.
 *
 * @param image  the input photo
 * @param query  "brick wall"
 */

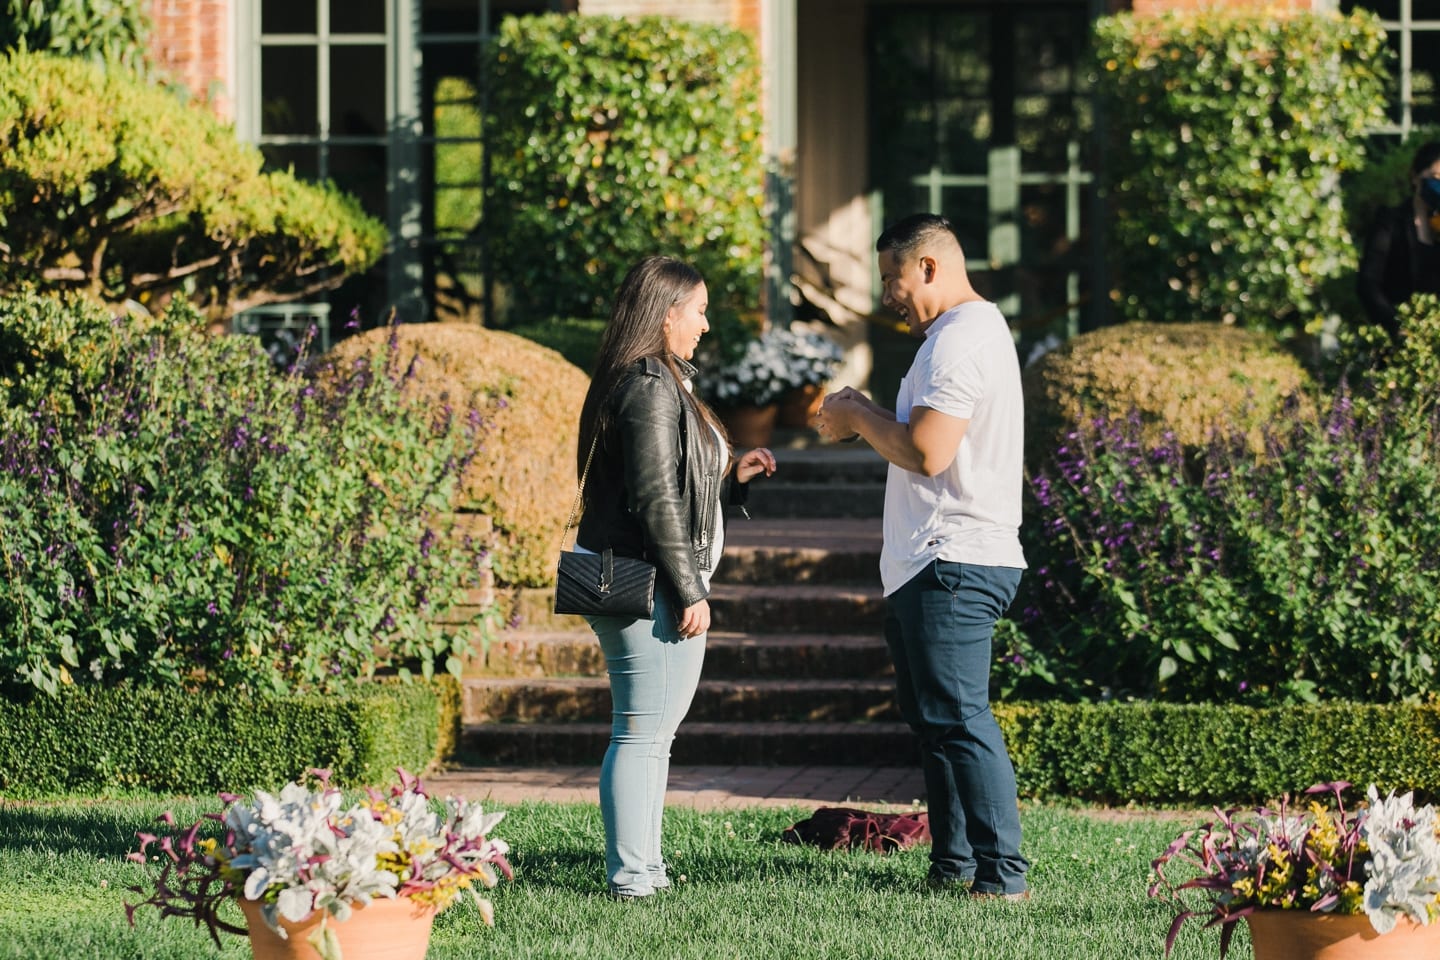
xmin=149 ymin=0 xmax=233 ymax=117
xmin=731 ymin=0 xmax=761 ymax=34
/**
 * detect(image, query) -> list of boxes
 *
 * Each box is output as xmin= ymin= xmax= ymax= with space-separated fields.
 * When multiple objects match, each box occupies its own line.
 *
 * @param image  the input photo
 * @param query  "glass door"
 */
xmin=867 ymin=1 xmax=1095 ymax=399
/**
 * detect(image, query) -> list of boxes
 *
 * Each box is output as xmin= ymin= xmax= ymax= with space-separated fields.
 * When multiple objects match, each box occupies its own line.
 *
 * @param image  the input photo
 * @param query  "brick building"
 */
xmin=144 ymin=1 xmax=1428 ymax=382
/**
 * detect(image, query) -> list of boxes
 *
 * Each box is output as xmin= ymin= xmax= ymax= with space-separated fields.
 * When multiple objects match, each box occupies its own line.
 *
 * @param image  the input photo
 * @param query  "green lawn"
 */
xmin=0 ymin=797 xmax=1241 ymax=960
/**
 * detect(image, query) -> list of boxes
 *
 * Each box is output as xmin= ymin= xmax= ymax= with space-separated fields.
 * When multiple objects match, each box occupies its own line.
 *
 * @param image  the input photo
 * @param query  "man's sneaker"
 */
xmin=968 ymin=889 xmax=1031 ymax=902
xmin=924 ymin=873 xmax=973 ymax=893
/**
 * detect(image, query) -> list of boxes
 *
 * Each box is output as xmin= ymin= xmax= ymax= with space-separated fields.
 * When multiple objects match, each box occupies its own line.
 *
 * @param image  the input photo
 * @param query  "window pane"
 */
xmin=430 ymin=241 xmax=484 ymax=323
xmin=1344 ymin=0 xmax=1399 ymax=20
xmin=934 ymin=15 xmax=990 ymax=97
xmin=1412 ymin=28 xmax=1440 ymax=128
xmin=330 ymin=46 xmax=387 ymax=139
xmin=327 ymin=145 xmax=389 ymax=217
xmin=332 ymin=0 xmax=385 ymax=35
xmin=262 ymin=145 xmax=320 ymax=181
xmin=871 ymin=11 xmax=934 ymax=97
xmin=940 ymin=186 xmax=988 ymax=263
xmin=262 ymin=0 xmax=315 ymax=34
xmin=1413 ymin=1 xmax=1440 ymax=20
xmin=433 ymin=186 xmax=482 ymax=235
xmin=422 ymin=0 xmax=480 ymax=33
xmin=261 ymin=46 xmax=318 ymax=136
xmin=1016 ymin=13 xmax=1087 ymax=97
xmin=936 ymin=99 xmax=991 ymax=175
xmin=1016 ymin=96 xmax=1084 ymax=171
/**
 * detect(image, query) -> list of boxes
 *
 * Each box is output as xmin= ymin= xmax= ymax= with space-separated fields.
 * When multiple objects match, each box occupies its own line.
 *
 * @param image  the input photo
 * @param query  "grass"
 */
xmin=0 ymin=797 xmax=1246 ymax=960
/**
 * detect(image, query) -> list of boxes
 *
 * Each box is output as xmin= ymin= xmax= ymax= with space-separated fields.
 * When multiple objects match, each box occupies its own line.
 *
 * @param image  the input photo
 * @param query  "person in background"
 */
xmin=1358 ymin=140 xmax=1440 ymax=340
xmin=813 ymin=214 xmax=1030 ymax=900
xmin=574 ymin=256 xmax=776 ymax=900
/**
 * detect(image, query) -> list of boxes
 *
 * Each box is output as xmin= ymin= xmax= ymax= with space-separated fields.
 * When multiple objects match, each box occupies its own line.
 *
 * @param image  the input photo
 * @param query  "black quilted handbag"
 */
xmin=554 ymin=548 xmax=655 ymax=619
xmin=553 ymin=435 xmax=656 ymax=619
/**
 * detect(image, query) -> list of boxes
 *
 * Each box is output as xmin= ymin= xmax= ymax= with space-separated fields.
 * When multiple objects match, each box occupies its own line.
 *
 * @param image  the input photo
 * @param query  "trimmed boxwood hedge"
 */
xmin=1093 ymin=9 xmax=1389 ymax=337
xmin=5 ymin=691 xmax=1433 ymax=805
xmin=0 ymin=51 xmax=386 ymax=323
xmin=999 ymin=701 xmax=1440 ymax=806
xmin=0 ymin=678 xmax=458 ymax=799
xmin=484 ymin=14 xmax=765 ymax=356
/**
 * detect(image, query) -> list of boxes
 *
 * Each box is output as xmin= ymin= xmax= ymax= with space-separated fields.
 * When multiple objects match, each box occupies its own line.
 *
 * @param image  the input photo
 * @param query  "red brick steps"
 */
xmin=457 ymin=443 xmax=908 ymax=768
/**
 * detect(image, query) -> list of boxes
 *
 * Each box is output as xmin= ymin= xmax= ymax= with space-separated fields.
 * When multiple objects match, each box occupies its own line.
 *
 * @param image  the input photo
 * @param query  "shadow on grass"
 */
xmin=0 ymin=801 xmax=208 ymax=859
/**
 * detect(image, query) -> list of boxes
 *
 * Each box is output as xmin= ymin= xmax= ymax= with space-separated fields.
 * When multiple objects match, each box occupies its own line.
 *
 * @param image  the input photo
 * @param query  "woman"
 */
xmin=1358 ymin=140 xmax=1440 ymax=340
xmin=574 ymin=256 xmax=776 ymax=899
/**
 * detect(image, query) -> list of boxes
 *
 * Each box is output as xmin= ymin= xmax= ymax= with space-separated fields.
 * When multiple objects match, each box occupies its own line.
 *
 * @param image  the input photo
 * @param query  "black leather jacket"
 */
xmin=1358 ymin=201 xmax=1440 ymax=338
xmin=576 ymin=356 xmax=749 ymax=609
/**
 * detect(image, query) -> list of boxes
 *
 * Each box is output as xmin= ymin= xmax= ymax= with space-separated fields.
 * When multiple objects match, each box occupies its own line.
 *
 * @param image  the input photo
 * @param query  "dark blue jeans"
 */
xmin=884 ymin=559 xmax=1028 ymax=894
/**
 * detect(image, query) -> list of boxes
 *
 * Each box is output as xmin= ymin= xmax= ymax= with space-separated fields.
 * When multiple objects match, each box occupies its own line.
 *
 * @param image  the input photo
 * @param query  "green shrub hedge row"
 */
xmin=485 ymin=14 xmax=765 ymax=357
xmin=1000 ymin=701 xmax=1440 ymax=806
xmin=507 ymin=317 xmax=605 ymax=374
xmin=0 ymin=678 xmax=459 ymax=799
xmin=1093 ymin=9 xmax=1389 ymax=337
xmin=4 ymin=690 xmax=1431 ymax=806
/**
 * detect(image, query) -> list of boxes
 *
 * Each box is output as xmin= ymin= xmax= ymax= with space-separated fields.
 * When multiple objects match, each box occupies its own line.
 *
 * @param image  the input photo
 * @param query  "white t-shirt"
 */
xmin=879 ymin=300 xmax=1026 ymax=597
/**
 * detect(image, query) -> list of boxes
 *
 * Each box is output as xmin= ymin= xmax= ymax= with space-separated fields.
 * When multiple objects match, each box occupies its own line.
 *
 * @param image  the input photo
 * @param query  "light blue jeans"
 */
xmin=586 ymin=587 xmax=705 ymax=897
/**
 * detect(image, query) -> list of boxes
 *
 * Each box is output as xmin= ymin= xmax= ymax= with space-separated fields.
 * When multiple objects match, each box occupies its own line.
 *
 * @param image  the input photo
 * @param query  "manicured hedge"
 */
xmin=0 ymin=51 xmax=386 ymax=323
xmin=484 ymin=14 xmax=765 ymax=356
xmin=0 ymin=678 xmax=458 ymax=799
xmin=1093 ymin=9 xmax=1388 ymax=337
xmin=999 ymin=701 xmax=1440 ymax=806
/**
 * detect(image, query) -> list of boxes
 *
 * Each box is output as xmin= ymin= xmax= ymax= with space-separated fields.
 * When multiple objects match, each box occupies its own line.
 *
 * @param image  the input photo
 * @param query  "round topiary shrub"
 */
xmin=1022 ymin=322 xmax=1313 ymax=468
xmin=326 ymin=324 xmax=589 ymax=588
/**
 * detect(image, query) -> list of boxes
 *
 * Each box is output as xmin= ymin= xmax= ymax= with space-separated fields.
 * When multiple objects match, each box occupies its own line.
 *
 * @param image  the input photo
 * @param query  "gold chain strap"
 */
xmin=561 ymin=434 xmax=599 ymax=550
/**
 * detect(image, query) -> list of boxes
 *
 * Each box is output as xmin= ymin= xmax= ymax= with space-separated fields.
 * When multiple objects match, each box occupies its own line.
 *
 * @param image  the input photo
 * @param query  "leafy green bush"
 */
xmin=0 ymin=0 xmax=150 ymax=70
xmin=484 ymin=14 xmax=765 ymax=355
xmin=0 ymin=293 xmax=495 ymax=697
xmin=997 ymin=701 xmax=1440 ymax=805
xmin=0 ymin=680 xmax=452 ymax=798
xmin=0 ymin=51 xmax=386 ymax=323
xmin=1092 ymin=9 xmax=1389 ymax=337
xmin=508 ymin=318 xmax=606 ymax=374
xmin=1012 ymin=376 xmax=1440 ymax=705
xmin=1021 ymin=322 xmax=1311 ymax=470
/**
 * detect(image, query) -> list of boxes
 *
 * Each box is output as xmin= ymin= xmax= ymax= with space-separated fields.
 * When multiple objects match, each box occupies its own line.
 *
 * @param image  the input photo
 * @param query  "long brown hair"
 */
xmin=577 ymin=256 xmax=729 ymax=491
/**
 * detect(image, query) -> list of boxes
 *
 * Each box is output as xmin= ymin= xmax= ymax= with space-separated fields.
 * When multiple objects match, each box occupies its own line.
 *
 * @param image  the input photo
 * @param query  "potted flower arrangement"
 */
xmin=695 ymin=324 xmax=843 ymax=444
xmin=126 ymin=768 xmax=512 ymax=960
xmin=1149 ymin=781 xmax=1440 ymax=960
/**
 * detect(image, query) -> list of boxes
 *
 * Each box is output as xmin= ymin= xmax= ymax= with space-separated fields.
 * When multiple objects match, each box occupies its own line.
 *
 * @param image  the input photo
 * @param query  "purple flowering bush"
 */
xmin=1007 ymin=369 xmax=1440 ymax=705
xmin=0 ymin=292 xmax=496 ymax=697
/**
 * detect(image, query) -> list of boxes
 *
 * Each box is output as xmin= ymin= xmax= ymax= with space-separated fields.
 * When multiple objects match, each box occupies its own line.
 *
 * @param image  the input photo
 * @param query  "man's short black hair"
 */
xmin=876 ymin=213 xmax=961 ymax=262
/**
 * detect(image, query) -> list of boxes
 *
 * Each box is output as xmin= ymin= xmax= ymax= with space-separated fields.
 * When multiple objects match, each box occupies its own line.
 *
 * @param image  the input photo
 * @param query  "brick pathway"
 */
xmin=426 ymin=764 xmax=927 ymax=811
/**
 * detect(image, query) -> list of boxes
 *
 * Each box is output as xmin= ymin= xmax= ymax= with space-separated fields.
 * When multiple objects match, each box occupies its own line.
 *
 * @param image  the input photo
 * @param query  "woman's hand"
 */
xmin=735 ymin=447 xmax=777 ymax=484
xmin=677 ymin=599 xmax=711 ymax=639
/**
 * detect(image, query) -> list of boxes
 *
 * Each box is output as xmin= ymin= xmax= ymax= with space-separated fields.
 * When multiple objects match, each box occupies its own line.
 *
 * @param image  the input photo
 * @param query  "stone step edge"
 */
xmin=462 ymin=677 xmax=895 ymax=691
xmin=462 ymin=721 xmax=912 ymax=735
xmin=485 ymin=630 xmax=888 ymax=646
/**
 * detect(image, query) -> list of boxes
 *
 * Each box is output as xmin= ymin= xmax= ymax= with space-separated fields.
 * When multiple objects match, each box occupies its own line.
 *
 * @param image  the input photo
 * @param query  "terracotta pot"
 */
xmin=239 ymin=895 xmax=436 ymax=960
xmin=1246 ymin=910 xmax=1440 ymax=960
xmin=719 ymin=402 xmax=778 ymax=449
xmin=776 ymin=383 xmax=826 ymax=429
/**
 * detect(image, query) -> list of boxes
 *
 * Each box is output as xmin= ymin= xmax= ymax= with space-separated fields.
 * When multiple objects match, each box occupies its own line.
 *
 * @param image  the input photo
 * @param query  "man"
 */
xmin=814 ymin=213 xmax=1029 ymax=899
